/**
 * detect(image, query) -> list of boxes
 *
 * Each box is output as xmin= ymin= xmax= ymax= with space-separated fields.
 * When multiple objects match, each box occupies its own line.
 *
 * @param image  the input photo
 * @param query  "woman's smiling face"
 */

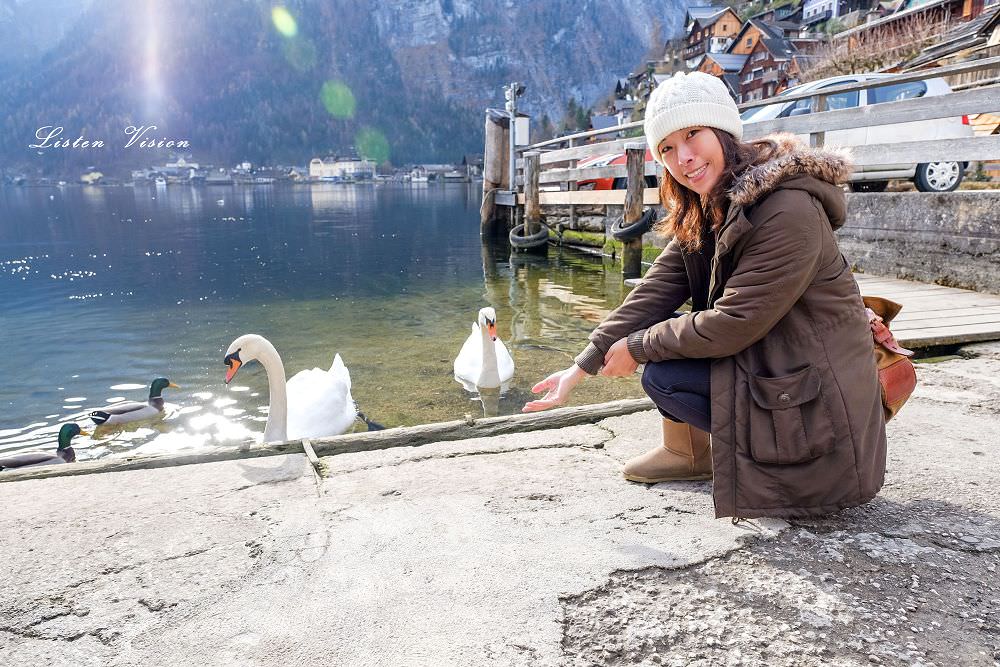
xmin=657 ymin=126 xmax=726 ymax=196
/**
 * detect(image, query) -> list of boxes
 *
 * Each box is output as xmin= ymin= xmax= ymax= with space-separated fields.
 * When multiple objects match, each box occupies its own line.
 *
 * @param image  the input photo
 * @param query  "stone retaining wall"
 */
xmin=544 ymin=192 xmax=1000 ymax=293
xmin=838 ymin=192 xmax=999 ymax=294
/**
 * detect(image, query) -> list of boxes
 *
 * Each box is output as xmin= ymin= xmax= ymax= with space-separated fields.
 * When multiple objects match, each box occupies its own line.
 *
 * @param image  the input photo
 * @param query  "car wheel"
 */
xmin=611 ymin=177 xmax=626 ymax=190
xmin=850 ymin=181 xmax=888 ymax=193
xmin=914 ymin=161 xmax=963 ymax=192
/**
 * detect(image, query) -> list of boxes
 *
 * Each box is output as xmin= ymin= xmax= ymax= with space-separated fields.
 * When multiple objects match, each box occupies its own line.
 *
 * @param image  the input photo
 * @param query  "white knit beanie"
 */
xmin=644 ymin=71 xmax=743 ymax=165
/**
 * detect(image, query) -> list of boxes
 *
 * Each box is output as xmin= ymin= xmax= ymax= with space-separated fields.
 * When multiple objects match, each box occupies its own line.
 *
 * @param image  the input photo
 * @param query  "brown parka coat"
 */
xmin=575 ymin=135 xmax=887 ymax=520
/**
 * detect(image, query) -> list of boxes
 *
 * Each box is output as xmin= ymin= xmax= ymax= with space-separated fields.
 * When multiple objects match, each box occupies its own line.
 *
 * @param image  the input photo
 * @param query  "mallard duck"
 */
xmin=90 ymin=377 xmax=178 ymax=425
xmin=454 ymin=307 xmax=515 ymax=390
xmin=0 ymin=423 xmax=88 ymax=470
xmin=224 ymin=334 xmax=360 ymax=443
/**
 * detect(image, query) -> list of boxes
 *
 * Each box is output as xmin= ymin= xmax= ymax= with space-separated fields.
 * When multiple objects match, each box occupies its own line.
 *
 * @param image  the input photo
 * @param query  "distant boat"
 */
xmin=443 ymin=170 xmax=470 ymax=183
xmin=154 ymin=177 xmax=166 ymax=186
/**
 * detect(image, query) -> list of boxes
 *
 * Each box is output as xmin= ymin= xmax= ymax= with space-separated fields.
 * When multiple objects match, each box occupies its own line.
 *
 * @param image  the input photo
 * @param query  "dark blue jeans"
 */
xmin=640 ymin=358 xmax=712 ymax=433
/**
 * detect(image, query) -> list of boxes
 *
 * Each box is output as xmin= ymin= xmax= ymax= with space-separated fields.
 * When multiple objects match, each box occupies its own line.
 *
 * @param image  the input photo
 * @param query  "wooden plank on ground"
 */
xmin=893 ymin=305 xmax=1000 ymax=322
xmin=0 ymin=398 xmax=656 ymax=482
xmin=892 ymin=313 xmax=1000 ymax=331
xmin=622 ymin=273 xmax=1000 ymax=348
xmin=871 ymin=293 xmax=1000 ymax=308
xmin=855 ymin=273 xmax=1000 ymax=346
xmin=898 ymin=324 xmax=1000 ymax=347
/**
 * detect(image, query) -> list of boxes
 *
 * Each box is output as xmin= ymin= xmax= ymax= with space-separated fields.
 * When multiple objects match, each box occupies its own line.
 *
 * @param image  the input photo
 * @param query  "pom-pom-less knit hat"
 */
xmin=644 ymin=71 xmax=743 ymax=165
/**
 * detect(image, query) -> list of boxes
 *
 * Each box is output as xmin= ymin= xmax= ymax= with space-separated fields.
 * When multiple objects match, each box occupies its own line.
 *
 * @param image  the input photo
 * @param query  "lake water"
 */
xmin=0 ymin=182 xmax=644 ymax=462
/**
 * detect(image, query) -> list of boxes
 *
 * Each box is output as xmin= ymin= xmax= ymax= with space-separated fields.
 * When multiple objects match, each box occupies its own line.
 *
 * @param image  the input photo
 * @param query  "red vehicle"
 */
xmin=576 ymin=147 xmax=659 ymax=190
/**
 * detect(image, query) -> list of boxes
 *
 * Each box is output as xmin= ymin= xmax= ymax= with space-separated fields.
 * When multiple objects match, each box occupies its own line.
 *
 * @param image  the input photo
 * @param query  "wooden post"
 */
xmin=481 ymin=110 xmax=509 ymax=233
xmin=524 ymin=151 xmax=541 ymax=235
xmin=810 ymin=94 xmax=827 ymax=149
xmin=622 ymin=142 xmax=645 ymax=280
xmin=568 ymin=138 xmax=577 ymax=231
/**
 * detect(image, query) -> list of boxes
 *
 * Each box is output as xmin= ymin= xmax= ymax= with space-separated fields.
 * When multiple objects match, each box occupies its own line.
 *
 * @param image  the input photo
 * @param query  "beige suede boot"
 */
xmin=622 ymin=419 xmax=712 ymax=483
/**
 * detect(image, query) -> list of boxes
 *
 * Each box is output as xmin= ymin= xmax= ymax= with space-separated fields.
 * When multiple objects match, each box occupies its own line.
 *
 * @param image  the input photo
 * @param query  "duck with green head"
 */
xmin=90 ymin=377 xmax=179 ymax=426
xmin=0 ymin=423 xmax=88 ymax=470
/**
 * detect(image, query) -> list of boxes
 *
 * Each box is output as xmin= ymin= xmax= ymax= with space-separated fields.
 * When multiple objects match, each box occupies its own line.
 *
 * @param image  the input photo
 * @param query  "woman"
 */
xmin=523 ymin=71 xmax=886 ymax=520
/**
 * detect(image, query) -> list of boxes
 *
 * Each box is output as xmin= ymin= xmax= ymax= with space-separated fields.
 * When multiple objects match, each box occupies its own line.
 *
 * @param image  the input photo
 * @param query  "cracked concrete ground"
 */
xmin=1 ymin=342 xmax=998 ymax=666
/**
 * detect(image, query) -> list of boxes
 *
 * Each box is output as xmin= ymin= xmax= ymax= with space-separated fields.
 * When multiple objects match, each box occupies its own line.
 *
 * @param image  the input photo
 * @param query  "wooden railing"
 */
xmin=492 ymin=55 xmax=1000 ymax=208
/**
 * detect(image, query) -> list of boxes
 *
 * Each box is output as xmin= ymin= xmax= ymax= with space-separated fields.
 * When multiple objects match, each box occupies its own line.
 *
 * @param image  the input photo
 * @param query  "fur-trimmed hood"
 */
xmin=728 ymin=133 xmax=853 ymax=230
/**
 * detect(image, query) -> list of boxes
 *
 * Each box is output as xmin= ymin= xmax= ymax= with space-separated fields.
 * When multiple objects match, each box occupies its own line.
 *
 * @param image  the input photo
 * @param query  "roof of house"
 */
xmin=750 ymin=0 xmax=804 ymax=15
xmin=695 ymin=7 xmax=735 ymax=30
xmin=720 ymin=73 xmax=742 ymax=96
xmin=590 ymin=115 xmax=619 ymax=130
xmin=687 ymin=6 xmax=730 ymax=22
xmin=760 ymin=37 xmax=798 ymax=60
xmin=727 ymin=18 xmax=793 ymax=53
xmin=704 ymin=52 xmax=750 ymax=71
xmin=905 ymin=4 xmax=1000 ymax=66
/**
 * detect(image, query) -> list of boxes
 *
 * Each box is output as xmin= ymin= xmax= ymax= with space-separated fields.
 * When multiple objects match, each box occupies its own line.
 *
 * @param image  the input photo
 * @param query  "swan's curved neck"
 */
xmin=478 ymin=324 xmax=500 ymax=386
xmin=253 ymin=341 xmax=288 ymax=442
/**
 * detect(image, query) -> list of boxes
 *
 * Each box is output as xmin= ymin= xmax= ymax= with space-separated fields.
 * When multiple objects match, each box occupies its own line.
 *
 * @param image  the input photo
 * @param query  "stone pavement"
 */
xmin=1 ymin=343 xmax=998 ymax=666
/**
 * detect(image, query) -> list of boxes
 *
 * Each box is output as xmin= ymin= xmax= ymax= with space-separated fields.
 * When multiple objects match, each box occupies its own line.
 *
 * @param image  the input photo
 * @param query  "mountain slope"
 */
xmin=0 ymin=0 xmax=686 ymax=171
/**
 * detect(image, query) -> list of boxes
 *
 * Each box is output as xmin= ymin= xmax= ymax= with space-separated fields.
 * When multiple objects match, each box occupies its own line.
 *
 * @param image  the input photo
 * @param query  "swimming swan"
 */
xmin=224 ymin=334 xmax=357 ymax=443
xmin=454 ymin=307 xmax=514 ymax=390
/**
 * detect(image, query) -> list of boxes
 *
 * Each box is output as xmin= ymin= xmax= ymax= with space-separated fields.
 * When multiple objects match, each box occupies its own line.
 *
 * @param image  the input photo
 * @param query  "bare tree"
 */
xmin=800 ymin=10 xmax=950 ymax=82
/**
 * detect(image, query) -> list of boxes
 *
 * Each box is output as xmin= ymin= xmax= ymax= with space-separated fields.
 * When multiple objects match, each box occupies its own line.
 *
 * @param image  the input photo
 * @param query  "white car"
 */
xmin=741 ymin=74 xmax=974 ymax=192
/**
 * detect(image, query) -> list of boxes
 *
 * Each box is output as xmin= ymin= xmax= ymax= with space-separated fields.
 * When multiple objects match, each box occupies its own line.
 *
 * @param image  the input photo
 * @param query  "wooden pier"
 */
xmin=481 ymin=57 xmax=1000 ymax=350
xmin=854 ymin=274 xmax=1000 ymax=348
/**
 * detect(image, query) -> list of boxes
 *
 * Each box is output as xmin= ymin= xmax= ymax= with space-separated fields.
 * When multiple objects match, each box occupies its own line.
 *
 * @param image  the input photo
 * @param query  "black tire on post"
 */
xmin=509 ymin=222 xmax=550 ymax=250
xmin=610 ymin=207 xmax=657 ymax=242
xmin=914 ymin=161 xmax=963 ymax=192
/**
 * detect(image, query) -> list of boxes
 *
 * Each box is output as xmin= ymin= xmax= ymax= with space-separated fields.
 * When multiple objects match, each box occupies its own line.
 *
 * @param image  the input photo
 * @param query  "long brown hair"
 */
xmin=655 ymin=128 xmax=777 ymax=252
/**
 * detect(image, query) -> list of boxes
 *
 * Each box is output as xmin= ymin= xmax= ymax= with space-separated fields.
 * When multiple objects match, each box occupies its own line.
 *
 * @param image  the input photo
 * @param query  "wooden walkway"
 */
xmin=854 ymin=274 xmax=1000 ymax=349
xmin=623 ymin=274 xmax=1000 ymax=349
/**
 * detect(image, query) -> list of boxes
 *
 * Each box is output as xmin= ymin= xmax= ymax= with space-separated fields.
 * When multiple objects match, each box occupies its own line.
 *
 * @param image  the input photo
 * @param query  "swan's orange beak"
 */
xmin=487 ymin=322 xmax=497 ymax=342
xmin=224 ymin=352 xmax=242 ymax=384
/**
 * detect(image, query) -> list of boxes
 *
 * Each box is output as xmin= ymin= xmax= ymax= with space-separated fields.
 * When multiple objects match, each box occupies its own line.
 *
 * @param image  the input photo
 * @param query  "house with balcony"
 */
xmin=736 ymin=35 xmax=802 ymax=102
xmin=684 ymin=6 xmax=743 ymax=68
xmin=309 ymin=157 xmax=376 ymax=182
xmin=749 ymin=0 xmax=806 ymax=24
xmin=698 ymin=53 xmax=749 ymax=99
xmin=727 ymin=18 xmax=801 ymax=56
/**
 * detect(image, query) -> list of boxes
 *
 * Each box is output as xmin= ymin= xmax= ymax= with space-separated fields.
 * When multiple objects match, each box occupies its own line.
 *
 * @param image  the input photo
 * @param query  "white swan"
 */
xmin=454 ymin=307 xmax=514 ymax=391
xmin=224 ymin=334 xmax=357 ymax=443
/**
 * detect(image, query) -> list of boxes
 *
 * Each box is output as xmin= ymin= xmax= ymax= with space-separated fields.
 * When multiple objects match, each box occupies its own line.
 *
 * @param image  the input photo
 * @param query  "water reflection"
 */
xmin=0 ymin=184 xmax=644 ymax=462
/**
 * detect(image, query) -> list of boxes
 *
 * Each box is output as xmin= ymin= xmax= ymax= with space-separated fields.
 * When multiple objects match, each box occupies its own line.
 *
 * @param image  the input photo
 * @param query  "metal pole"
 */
xmin=505 ymin=82 xmax=518 ymax=196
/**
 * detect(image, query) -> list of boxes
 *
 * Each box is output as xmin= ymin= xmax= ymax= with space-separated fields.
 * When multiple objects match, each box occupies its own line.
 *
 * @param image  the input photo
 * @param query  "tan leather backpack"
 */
xmin=863 ymin=296 xmax=917 ymax=422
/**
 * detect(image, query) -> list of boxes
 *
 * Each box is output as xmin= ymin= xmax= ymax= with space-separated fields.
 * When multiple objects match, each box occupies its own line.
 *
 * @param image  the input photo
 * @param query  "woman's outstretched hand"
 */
xmin=600 ymin=338 xmax=639 ymax=378
xmin=522 ymin=364 xmax=588 ymax=412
